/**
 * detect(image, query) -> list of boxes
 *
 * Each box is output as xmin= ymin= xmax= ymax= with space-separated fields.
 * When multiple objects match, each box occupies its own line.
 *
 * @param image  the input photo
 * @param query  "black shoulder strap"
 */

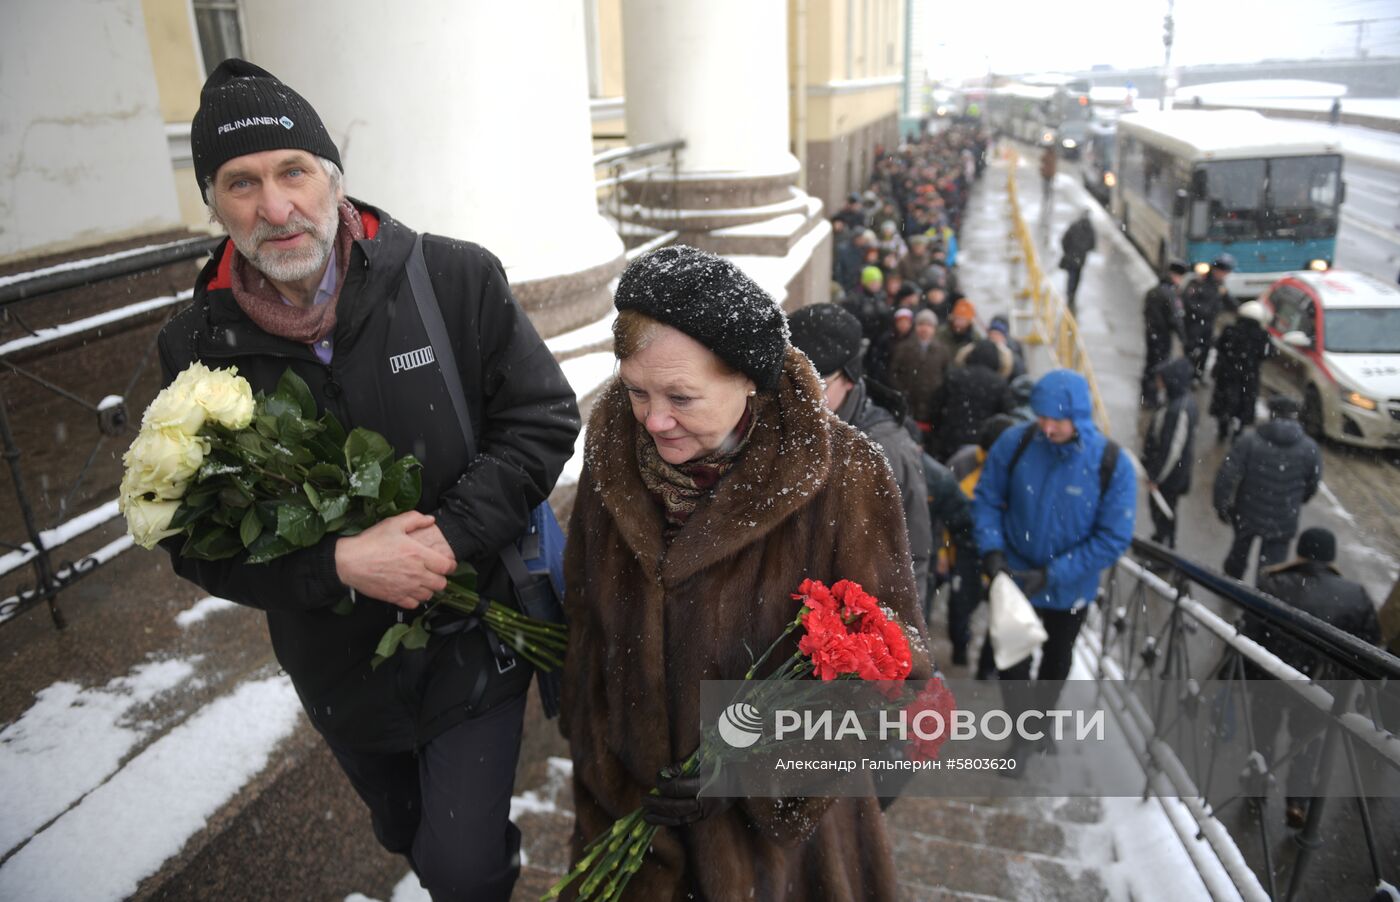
xmin=1099 ymin=439 xmax=1120 ymax=495
xmin=405 ymin=234 xmax=534 ymax=588
xmin=1007 ymin=424 xmax=1119 ymax=496
xmin=1006 ymin=423 xmax=1037 ymax=479
xmin=407 ymin=234 xmax=478 ymax=462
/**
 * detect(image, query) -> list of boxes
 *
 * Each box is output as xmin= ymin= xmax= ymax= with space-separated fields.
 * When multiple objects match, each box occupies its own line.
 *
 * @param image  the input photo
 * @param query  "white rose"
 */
xmin=141 ymin=380 xmax=206 ymax=436
xmin=124 ymin=496 xmax=182 ymax=549
xmin=193 ymin=368 xmax=255 ymax=430
xmin=122 ymin=427 xmax=208 ymax=499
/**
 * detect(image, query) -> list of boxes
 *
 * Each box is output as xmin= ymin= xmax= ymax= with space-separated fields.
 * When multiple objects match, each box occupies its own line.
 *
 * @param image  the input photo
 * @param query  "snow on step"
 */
xmin=0 ymin=658 xmax=195 ymax=857
xmin=0 ymin=675 xmax=301 ymax=902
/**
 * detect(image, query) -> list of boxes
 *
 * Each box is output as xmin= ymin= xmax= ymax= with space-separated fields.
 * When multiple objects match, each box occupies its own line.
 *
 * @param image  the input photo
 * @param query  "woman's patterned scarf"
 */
xmin=637 ymin=405 xmax=756 ymax=537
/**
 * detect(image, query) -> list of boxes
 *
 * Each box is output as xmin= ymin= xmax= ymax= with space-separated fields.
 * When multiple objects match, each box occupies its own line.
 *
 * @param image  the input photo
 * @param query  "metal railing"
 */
xmin=1002 ymin=148 xmax=1112 ymax=434
xmin=592 ymin=139 xmax=685 ymax=251
xmin=0 ymin=242 xmax=209 ymax=627
xmin=1087 ymin=539 xmax=1400 ymax=900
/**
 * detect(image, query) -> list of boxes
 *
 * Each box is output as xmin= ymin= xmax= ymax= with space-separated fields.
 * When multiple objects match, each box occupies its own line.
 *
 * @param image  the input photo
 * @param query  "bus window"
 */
xmin=1265 ymin=155 xmax=1342 ymax=240
xmin=1190 ymin=160 xmax=1265 ymax=240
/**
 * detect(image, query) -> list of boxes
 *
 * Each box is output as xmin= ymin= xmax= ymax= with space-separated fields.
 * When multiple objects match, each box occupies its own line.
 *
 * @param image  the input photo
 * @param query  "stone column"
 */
xmin=239 ymin=0 xmax=624 ymax=336
xmin=618 ymin=0 xmax=830 ymax=307
xmin=1 ymin=0 xmax=181 ymax=262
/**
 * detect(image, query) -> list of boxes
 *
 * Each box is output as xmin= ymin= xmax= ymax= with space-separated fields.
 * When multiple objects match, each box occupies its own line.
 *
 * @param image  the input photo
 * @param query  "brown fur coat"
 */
xmin=560 ymin=348 xmax=931 ymax=901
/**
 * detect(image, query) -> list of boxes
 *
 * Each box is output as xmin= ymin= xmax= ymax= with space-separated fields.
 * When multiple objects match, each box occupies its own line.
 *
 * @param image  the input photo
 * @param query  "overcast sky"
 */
xmin=921 ymin=0 xmax=1400 ymax=79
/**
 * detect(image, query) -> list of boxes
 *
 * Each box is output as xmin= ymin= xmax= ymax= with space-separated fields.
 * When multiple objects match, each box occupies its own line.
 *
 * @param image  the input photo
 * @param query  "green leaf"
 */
xmin=378 ymin=456 xmax=423 ymax=512
xmin=306 ymin=463 xmax=348 ymax=491
xmin=450 ymin=564 xmax=478 ymax=593
xmin=218 ymin=485 xmax=252 ymax=510
xmin=169 ymin=495 xmax=216 ymax=531
xmin=184 ymin=525 xmax=244 ymax=560
xmin=330 ymin=596 xmax=355 ymax=616
xmin=345 ymin=428 xmax=393 ymax=469
xmin=319 ymin=410 xmax=347 ymax=447
xmin=317 ymin=493 xmax=350 ymax=523
xmin=402 ymin=615 xmax=431 ymax=651
xmin=303 ymin=482 xmax=322 ymax=509
xmin=236 ymin=431 xmax=269 ymax=459
xmin=371 ymin=623 xmax=412 ymax=669
xmin=245 ymin=531 xmax=294 ymax=564
xmin=277 ymin=368 xmax=318 ymax=419
xmin=254 ymin=414 xmax=280 ymax=439
xmin=349 ymin=460 xmax=383 ymax=499
xmin=239 ymin=507 xmax=264 ymax=547
xmin=276 ymin=504 xmax=326 ymax=547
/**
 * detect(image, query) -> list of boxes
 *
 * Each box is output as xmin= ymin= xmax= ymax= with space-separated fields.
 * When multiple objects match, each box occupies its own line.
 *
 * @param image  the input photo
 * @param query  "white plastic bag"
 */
xmin=988 ymin=572 xmax=1049 ymax=671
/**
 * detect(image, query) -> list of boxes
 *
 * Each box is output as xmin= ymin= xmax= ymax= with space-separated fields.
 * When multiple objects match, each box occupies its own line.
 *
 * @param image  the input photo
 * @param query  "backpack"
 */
xmin=405 ymin=235 xmax=567 ymax=717
xmin=1006 ymin=424 xmax=1120 ymax=497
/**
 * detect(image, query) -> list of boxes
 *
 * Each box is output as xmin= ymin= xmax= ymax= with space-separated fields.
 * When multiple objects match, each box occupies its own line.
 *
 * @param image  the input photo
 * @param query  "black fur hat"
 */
xmin=614 ymin=245 xmax=789 ymax=391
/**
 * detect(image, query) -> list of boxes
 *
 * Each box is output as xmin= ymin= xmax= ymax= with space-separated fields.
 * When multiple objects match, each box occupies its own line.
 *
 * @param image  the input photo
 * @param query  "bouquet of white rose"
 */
xmin=120 ymin=362 xmax=566 ymax=671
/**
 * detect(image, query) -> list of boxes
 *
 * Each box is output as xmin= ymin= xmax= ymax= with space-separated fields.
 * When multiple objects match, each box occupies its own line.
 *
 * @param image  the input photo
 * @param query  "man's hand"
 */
xmin=981 ymin=550 xmax=1009 ymax=581
xmin=334 ymin=511 xmax=456 ymax=610
xmin=1011 ymin=568 xmax=1047 ymax=597
xmin=407 ymin=520 xmax=456 ymax=563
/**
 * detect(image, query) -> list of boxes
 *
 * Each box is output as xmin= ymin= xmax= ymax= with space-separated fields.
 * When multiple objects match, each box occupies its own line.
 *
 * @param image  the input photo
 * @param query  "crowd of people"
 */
xmin=153 ymin=56 xmax=1389 ymax=899
xmin=816 ymin=126 xmax=1137 ymax=711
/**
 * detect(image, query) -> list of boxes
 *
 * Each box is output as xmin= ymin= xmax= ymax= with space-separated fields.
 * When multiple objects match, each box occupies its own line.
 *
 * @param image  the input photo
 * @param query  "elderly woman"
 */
xmin=559 ymin=246 xmax=931 ymax=900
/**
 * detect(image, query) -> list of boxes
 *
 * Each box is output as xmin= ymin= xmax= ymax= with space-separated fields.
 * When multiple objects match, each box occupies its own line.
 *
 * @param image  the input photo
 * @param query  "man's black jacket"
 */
xmin=157 ymin=200 xmax=580 ymax=751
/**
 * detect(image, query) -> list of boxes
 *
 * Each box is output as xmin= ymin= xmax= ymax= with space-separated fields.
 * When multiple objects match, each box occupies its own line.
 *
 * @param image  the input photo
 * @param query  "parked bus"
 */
xmin=1112 ymin=110 xmax=1344 ymax=297
xmin=1079 ymin=118 xmax=1118 ymax=206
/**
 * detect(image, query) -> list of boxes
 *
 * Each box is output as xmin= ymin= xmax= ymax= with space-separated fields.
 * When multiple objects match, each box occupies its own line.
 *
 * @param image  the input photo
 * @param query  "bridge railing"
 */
xmin=1087 ymin=539 xmax=1400 ymax=901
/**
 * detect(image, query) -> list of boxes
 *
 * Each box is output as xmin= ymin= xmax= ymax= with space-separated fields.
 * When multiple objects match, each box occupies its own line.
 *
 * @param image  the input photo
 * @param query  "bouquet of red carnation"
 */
xmin=545 ymin=578 xmax=916 ymax=902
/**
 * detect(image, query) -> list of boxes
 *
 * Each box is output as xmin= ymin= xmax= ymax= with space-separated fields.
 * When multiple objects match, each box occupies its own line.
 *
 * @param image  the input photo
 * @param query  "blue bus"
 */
xmin=1112 ymin=110 xmax=1344 ymax=297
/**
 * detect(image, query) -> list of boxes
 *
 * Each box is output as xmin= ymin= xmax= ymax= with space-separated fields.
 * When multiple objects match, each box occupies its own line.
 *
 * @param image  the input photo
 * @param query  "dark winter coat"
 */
xmin=1143 ymin=358 xmax=1198 ymax=494
xmin=1250 ymin=560 xmax=1380 ymax=678
xmin=972 ymin=370 xmax=1137 ymax=612
xmin=833 ymin=237 xmax=865 ymax=292
xmin=931 ymin=341 xmax=1015 ymax=460
xmin=838 ymin=378 xmax=934 ymax=598
xmin=1213 ymin=418 xmax=1322 ymax=540
xmin=842 ymin=288 xmax=894 ymax=381
xmin=560 ymin=349 xmax=931 ymax=902
xmin=1143 ymin=279 xmax=1184 ymax=363
xmin=1060 ymin=216 xmax=1096 ymax=270
xmin=157 ymin=200 xmax=579 ymax=752
xmin=934 ymin=321 xmax=981 ymax=362
xmin=887 ymin=337 xmax=950 ymax=425
xmin=1209 ymin=319 xmax=1272 ymax=423
xmin=923 ymin=452 xmax=974 ymax=548
xmin=1182 ymin=276 xmax=1230 ymax=349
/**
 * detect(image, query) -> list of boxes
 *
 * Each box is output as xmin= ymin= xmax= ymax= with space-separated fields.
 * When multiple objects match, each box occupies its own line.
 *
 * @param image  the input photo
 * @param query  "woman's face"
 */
xmin=618 ymin=324 xmax=755 ymax=465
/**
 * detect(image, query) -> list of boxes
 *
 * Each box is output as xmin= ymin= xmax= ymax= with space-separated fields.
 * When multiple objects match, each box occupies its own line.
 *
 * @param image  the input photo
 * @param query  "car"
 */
xmin=1259 ymin=270 xmax=1400 ymax=449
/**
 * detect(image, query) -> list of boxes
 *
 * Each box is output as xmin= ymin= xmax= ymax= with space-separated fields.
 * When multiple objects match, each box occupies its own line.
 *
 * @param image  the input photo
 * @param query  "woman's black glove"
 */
xmin=982 ymin=550 xmax=1009 ymax=580
xmin=640 ymin=762 xmax=731 ymax=827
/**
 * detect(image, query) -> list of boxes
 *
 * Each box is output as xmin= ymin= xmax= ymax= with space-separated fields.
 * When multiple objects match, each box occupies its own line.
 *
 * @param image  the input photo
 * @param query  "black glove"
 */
xmin=640 ymin=762 xmax=732 ymax=827
xmin=1011 ymin=568 xmax=1047 ymax=597
xmin=982 ymin=550 xmax=1009 ymax=581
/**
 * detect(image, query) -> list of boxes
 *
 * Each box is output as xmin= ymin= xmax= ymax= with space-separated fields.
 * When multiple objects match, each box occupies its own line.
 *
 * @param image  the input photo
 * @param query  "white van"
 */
xmin=1260 ymin=270 xmax=1400 ymax=449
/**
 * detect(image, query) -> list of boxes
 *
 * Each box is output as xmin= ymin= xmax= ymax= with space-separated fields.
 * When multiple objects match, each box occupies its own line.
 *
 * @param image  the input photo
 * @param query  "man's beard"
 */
xmin=228 ymin=195 xmax=340 ymax=284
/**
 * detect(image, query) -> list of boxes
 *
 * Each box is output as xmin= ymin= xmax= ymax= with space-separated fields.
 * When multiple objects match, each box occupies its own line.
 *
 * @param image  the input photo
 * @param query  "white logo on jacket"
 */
xmin=389 ymin=346 xmax=436 ymax=374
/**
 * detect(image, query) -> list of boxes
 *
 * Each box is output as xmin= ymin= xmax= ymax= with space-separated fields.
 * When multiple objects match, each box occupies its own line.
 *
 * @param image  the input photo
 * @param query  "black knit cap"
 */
xmin=789 ymin=303 xmax=864 ymax=381
xmin=1296 ymin=527 xmax=1336 ymax=563
xmin=614 ymin=245 xmax=789 ymax=391
xmin=191 ymin=59 xmax=341 ymax=202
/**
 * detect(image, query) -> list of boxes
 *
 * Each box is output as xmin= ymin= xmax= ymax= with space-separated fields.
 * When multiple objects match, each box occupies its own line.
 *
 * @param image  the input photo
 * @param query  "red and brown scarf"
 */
xmin=228 ymin=200 xmax=363 ymax=344
xmin=637 ymin=405 xmax=756 ymax=537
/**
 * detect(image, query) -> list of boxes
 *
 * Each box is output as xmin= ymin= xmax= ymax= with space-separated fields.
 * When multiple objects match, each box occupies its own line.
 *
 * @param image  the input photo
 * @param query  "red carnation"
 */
xmin=904 ymin=677 xmax=958 ymax=762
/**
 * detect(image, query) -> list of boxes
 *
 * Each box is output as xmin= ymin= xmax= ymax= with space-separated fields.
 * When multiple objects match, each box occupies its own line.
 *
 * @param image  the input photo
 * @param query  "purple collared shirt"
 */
xmin=279 ymin=246 xmax=339 ymax=364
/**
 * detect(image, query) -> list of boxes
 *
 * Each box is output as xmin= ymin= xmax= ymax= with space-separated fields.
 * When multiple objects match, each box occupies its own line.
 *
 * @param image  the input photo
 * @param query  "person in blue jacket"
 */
xmin=972 ymin=370 xmax=1136 ymax=737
